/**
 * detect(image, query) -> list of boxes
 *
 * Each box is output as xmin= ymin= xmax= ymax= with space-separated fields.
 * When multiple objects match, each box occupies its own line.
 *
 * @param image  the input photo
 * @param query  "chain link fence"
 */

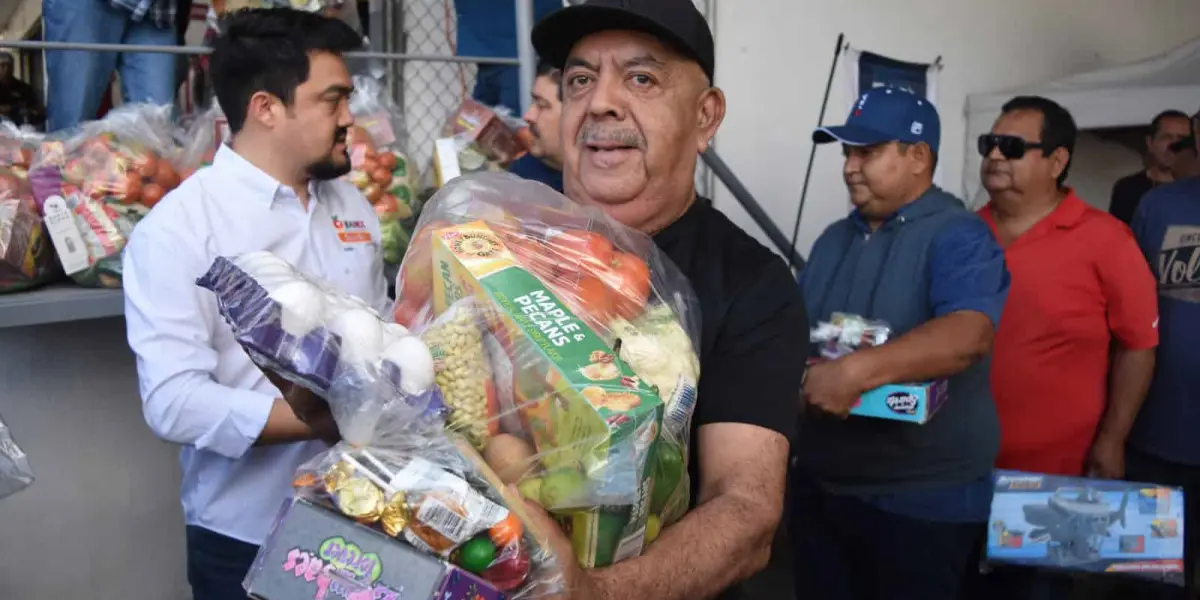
xmin=393 ymin=0 xmax=716 ymax=195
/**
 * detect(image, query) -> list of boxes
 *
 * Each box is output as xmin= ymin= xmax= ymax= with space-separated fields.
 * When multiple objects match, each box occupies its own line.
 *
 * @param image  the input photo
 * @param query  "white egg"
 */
xmin=236 ymin=251 xmax=288 ymax=272
xmin=269 ymin=280 xmax=327 ymax=335
xmin=381 ymin=336 xmax=435 ymax=395
xmin=248 ymin=264 xmax=300 ymax=293
xmin=329 ymin=307 xmax=385 ymax=366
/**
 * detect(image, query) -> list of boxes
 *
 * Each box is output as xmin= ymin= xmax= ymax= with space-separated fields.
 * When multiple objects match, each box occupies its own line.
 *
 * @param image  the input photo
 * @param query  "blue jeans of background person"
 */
xmin=472 ymin=64 xmax=521 ymax=115
xmin=186 ymin=526 xmax=259 ymax=600
xmin=43 ymin=0 xmax=177 ymax=132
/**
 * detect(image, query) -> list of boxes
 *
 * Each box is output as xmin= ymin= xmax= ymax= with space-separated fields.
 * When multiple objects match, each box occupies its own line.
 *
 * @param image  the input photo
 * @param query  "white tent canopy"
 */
xmin=962 ymin=37 xmax=1200 ymax=204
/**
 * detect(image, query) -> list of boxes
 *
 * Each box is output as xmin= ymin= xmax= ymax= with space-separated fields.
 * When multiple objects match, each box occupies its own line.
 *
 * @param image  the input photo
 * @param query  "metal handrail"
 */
xmin=701 ymin=148 xmax=806 ymax=269
xmin=0 ymin=39 xmax=520 ymax=65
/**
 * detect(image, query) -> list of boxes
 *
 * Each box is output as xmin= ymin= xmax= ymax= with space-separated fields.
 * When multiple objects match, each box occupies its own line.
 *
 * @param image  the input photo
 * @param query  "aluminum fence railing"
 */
xmin=2 ymin=1 xmax=799 ymax=254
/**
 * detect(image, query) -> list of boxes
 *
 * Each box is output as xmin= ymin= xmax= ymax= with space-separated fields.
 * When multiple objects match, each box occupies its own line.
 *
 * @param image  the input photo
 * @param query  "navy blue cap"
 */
xmin=813 ymin=87 xmax=941 ymax=154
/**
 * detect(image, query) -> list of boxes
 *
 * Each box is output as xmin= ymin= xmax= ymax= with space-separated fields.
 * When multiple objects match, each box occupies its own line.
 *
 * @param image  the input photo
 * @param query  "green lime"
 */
xmin=645 ymin=514 xmax=662 ymax=544
xmin=457 ymin=536 xmax=496 ymax=574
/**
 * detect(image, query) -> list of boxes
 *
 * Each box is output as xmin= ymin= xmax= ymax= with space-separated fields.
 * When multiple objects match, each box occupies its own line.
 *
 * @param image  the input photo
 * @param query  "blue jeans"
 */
xmin=472 ymin=64 xmax=521 ymax=115
xmin=42 ymin=0 xmax=177 ymax=132
xmin=186 ymin=526 xmax=259 ymax=600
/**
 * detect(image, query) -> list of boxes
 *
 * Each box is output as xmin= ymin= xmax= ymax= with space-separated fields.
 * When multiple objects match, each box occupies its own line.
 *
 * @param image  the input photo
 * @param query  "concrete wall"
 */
xmin=711 ymin=0 xmax=1200 ymax=256
xmin=0 ymin=318 xmax=190 ymax=600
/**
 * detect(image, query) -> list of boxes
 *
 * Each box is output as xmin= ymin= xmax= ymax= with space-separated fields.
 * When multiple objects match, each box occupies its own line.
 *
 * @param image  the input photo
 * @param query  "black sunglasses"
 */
xmin=978 ymin=134 xmax=1047 ymax=159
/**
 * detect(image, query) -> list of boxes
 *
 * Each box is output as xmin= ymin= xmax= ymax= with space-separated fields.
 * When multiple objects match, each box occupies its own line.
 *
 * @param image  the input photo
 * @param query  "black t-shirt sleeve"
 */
xmin=1110 ymin=174 xmax=1150 ymax=225
xmin=694 ymin=258 xmax=807 ymax=443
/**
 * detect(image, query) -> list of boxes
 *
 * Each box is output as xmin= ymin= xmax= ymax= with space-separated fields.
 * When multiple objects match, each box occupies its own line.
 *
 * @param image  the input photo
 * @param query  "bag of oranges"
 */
xmin=29 ymin=104 xmax=185 ymax=288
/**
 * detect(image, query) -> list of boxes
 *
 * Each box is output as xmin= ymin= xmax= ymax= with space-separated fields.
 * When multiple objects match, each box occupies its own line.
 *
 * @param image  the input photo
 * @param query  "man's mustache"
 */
xmin=577 ymin=125 xmax=644 ymax=149
xmin=334 ymin=128 xmax=348 ymax=144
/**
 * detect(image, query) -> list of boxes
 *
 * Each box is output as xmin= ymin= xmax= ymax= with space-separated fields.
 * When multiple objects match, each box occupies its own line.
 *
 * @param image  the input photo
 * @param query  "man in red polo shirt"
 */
xmin=979 ymin=95 xmax=1159 ymax=479
xmin=970 ymin=95 xmax=1159 ymax=600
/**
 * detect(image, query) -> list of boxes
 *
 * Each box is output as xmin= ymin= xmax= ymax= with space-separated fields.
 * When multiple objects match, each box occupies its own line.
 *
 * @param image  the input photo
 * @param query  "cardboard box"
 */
xmin=431 ymin=220 xmax=664 ymax=568
xmin=986 ymin=470 xmax=1185 ymax=586
xmin=245 ymin=498 xmax=504 ymax=600
xmin=852 ymin=380 xmax=947 ymax=424
xmin=806 ymin=358 xmax=947 ymax=424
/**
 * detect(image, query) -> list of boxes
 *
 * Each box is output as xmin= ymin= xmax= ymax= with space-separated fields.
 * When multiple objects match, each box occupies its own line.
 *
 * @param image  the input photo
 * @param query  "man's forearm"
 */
xmin=1096 ymin=346 xmax=1155 ymax=444
xmin=588 ymin=492 xmax=776 ymax=600
xmin=848 ymin=311 xmax=994 ymax=390
xmin=257 ymin=398 xmax=329 ymax=445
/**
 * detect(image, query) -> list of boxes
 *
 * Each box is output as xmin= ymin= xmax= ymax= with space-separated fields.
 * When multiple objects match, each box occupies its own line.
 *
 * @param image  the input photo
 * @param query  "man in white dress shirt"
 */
xmin=122 ymin=9 xmax=384 ymax=600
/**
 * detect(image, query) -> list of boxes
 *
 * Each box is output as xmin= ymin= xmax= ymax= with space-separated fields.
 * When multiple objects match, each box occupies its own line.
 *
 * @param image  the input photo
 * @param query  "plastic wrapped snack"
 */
xmin=0 ymin=165 xmax=59 ymax=293
xmin=347 ymin=75 xmax=421 ymax=265
xmin=392 ymin=173 xmax=701 ymax=567
xmin=0 ymin=124 xmax=59 ymax=293
xmin=30 ymin=104 xmax=184 ymax=287
xmin=0 ymin=411 xmax=33 ymax=500
xmin=197 ymin=251 xmax=564 ymax=598
xmin=810 ymin=312 xmax=892 ymax=359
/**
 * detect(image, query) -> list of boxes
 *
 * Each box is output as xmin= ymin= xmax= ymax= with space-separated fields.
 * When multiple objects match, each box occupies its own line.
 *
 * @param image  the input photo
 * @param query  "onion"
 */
xmin=381 ymin=335 xmax=435 ymax=395
xmin=269 ymin=280 xmax=327 ymax=336
xmin=329 ymin=307 xmax=385 ymax=366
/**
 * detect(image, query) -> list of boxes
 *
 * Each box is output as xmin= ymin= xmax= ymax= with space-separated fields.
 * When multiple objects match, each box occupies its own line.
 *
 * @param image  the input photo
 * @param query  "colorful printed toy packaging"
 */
xmin=987 ymin=470 xmax=1185 ymax=585
xmin=809 ymin=312 xmax=947 ymax=424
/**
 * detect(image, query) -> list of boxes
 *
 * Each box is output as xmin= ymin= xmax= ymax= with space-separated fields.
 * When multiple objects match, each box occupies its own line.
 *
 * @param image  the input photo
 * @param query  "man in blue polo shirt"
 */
xmin=792 ymin=87 xmax=1010 ymax=600
xmin=1126 ymin=110 xmax=1200 ymax=600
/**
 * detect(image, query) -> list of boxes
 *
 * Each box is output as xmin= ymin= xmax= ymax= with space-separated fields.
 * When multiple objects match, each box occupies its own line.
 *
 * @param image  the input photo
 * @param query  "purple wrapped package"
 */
xmin=196 ymin=251 xmax=446 ymax=444
xmin=197 ymin=255 xmax=342 ymax=392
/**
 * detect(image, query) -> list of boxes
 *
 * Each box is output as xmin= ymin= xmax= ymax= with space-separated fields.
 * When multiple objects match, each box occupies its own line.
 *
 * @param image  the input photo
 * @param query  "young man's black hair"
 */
xmin=1150 ymin=109 xmax=1190 ymax=137
xmin=1001 ymin=95 xmax=1078 ymax=187
xmin=210 ymin=8 xmax=363 ymax=134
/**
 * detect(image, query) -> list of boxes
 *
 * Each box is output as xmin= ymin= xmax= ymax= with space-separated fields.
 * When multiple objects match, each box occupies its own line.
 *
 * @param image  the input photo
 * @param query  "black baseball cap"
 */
xmin=532 ymin=0 xmax=715 ymax=83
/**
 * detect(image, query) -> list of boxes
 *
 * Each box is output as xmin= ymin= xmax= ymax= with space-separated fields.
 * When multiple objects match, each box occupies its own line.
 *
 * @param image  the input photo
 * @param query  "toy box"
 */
xmin=430 ymin=220 xmax=664 ymax=568
xmin=244 ymin=498 xmax=505 ymax=600
xmin=852 ymin=380 xmax=947 ymax=424
xmin=986 ymin=470 xmax=1185 ymax=586
xmin=805 ymin=357 xmax=947 ymax=424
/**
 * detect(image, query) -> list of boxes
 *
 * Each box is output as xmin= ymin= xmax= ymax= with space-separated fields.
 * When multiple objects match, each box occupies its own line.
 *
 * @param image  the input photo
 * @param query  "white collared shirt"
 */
xmin=123 ymin=145 xmax=389 ymax=545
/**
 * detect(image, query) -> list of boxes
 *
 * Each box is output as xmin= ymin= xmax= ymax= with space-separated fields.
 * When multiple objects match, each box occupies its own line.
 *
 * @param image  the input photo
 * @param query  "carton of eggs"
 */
xmin=196 ymin=252 xmax=437 ymax=406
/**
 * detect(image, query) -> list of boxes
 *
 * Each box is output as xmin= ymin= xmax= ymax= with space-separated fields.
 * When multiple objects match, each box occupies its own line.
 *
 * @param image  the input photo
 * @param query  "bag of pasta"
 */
xmin=30 ymin=103 xmax=184 ymax=287
xmin=196 ymin=251 xmax=565 ymax=598
xmin=393 ymin=173 xmax=701 ymax=568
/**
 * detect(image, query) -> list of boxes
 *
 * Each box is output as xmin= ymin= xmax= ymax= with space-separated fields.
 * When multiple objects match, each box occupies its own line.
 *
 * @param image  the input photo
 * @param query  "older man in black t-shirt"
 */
xmin=527 ymin=1 xmax=807 ymax=599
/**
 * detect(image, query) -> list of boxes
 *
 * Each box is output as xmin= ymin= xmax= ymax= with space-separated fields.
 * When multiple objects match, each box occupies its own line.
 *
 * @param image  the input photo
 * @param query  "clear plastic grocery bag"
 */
xmin=0 ymin=122 xmax=59 ymax=294
xmin=197 ymin=251 xmax=565 ymax=597
xmin=0 ymin=411 xmax=33 ymax=500
xmin=29 ymin=103 xmax=185 ymax=288
xmin=392 ymin=173 xmax=701 ymax=567
xmin=347 ymin=74 xmax=421 ymax=265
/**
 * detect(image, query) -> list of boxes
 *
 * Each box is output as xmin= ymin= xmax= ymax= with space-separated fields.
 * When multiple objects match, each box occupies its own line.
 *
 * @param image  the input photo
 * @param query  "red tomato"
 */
xmin=134 ymin=153 xmax=159 ymax=180
xmin=154 ymin=161 xmax=181 ymax=190
xmin=377 ymin=152 xmax=397 ymax=171
xmin=123 ymin=172 xmax=143 ymax=205
xmin=550 ymin=229 xmax=614 ymax=269
xmin=569 ymin=275 xmax=615 ymax=326
xmin=601 ymin=252 xmax=651 ymax=319
xmin=370 ymin=167 xmax=393 ymax=185
xmin=141 ymin=182 xmax=166 ymax=208
xmin=374 ymin=194 xmax=399 ymax=217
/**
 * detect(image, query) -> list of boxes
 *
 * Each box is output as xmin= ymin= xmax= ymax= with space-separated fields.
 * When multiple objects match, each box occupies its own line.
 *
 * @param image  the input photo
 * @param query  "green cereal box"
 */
xmin=430 ymin=220 xmax=664 ymax=567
